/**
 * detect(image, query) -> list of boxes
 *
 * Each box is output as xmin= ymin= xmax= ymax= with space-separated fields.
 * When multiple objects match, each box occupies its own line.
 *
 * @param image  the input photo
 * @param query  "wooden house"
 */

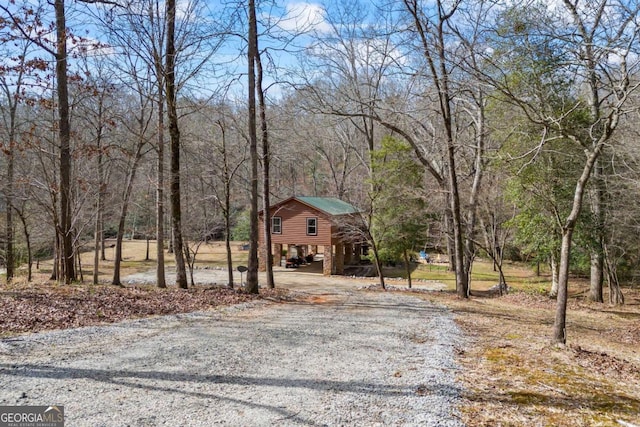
xmin=258 ymin=196 xmax=364 ymax=275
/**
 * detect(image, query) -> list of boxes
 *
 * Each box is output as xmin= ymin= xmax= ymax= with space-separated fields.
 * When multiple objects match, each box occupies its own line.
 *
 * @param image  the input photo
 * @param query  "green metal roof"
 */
xmin=296 ymin=197 xmax=360 ymax=215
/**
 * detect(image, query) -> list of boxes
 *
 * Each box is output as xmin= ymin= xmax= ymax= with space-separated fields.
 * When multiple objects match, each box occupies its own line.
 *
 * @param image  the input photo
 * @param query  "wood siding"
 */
xmin=259 ymin=199 xmax=336 ymax=246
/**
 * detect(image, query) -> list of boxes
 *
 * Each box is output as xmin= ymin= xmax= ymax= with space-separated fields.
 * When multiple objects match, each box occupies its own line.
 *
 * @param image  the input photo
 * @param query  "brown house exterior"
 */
xmin=258 ymin=196 xmax=363 ymax=275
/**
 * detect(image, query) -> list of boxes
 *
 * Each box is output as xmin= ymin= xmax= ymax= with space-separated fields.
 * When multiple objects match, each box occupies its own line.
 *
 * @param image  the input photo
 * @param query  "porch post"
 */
xmin=344 ymin=243 xmax=353 ymax=265
xmin=323 ymin=244 xmax=333 ymax=275
xmin=335 ymin=243 xmax=344 ymax=275
xmin=273 ymin=243 xmax=283 ymax=266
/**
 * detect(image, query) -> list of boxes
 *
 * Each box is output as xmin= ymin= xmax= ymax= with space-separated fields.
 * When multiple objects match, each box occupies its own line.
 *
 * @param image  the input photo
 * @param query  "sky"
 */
xmin=0 ymin=0 xmax=377 ymax=101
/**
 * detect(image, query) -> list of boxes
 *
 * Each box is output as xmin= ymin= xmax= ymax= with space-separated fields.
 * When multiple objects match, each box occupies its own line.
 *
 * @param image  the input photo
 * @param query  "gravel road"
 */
xmin=0 ymin=279 xmax=464 ymax=426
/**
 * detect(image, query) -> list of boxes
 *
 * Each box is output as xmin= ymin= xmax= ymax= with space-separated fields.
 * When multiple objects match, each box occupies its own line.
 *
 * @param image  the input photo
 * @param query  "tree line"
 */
xmin=1 ymin=0 xmax=640 ymax=344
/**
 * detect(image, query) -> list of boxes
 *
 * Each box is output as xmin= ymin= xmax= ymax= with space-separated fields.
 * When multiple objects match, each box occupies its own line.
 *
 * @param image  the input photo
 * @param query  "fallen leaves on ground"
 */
xmin=0 ymin=283 xmax=285 ymax=335
xmin=570 ymin=344 xmax=640 ymax=378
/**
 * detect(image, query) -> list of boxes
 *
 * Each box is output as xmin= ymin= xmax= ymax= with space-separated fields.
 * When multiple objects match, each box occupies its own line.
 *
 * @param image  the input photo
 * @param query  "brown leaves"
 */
xmin=570 ymin=344 xmax=640 ymax=378
xmin=0 ymin=284 xmax=280 ymax=336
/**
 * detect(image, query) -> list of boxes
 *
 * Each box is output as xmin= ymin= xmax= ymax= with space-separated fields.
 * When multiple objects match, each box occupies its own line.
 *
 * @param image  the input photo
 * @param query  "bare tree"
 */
xmin=253 ymin=23 xmax=276 ymax=289
xmin=400 ymin=0 xmax=470 ymax=298
xmin=110 ymin=91 xmax=153 ymax=286
xmin=0 ymin=0 xmax=94 ymax=283
xmin=210 ymin=114 xmax=247 ymax=287
xmin=0 ymin=38 xmax=37 ymax=282
xmin=72 ymin=57 xmax=119 ymax=285
xmin=245 ymin=0 xmax=260 ymax=294
xmin=163 ymin=0 xmax=188 ymax=288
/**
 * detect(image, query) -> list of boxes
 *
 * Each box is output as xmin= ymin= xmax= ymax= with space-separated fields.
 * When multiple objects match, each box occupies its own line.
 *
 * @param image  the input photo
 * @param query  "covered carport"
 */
xmin=258 ymin=196 xmax=364 ymax=275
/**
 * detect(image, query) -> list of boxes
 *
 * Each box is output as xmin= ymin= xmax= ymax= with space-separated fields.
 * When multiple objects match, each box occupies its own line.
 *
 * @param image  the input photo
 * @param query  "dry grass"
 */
xmin=419 ymin=261 xmax=640 ymax=426
xmin=32 ymin=239 xmax=251 ymax=283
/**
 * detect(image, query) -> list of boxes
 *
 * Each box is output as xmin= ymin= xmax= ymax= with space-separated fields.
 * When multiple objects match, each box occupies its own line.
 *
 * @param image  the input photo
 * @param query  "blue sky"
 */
xmin=0 ymin=0 xmax=368 ymax=100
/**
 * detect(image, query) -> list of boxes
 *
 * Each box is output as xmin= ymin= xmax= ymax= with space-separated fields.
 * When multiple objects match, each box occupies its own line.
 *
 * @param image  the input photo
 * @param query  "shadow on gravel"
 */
xmin=0 ymin=364 xmax=462 ymax=410
xmin=1 ymin=363 xmax=462 ymax=425
xmin=0 ymin=363 xmax=459 ymax=397
xmin=0 ymin=364 xmax=325 ymax=425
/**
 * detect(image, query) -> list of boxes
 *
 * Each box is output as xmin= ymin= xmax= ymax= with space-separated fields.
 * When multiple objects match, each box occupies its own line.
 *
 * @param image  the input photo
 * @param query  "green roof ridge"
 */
xmin=297 ymin=197 xmax=359 ymax=215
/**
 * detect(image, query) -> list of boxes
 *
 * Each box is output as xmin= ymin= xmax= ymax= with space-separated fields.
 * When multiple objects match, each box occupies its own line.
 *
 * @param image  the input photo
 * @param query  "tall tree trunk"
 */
xmin=1 ymin=40 xmax=29 ymax=283
xmin=402 ymin=0 xmax=467 ymax=297
xmin=151 ymin=0 xmax=167 ymax=289
xmin=444 ymin=193 xmax=456 ymax=272
xmin=603 ymin=245 xmax=624 ymax=305
xmin=101 ymin=222 xmax=106 ymax=261
xmin=55 ymin=0 xmax=75 ymax=283
xmin=76 ymin=246 xmax=83 ymax=282
xmin=554 ymin=228 xmax=573 ymax=344
xmin=165 ymin=0 xmax=187 ymax=289
xmin=370 ymin=240 xmax=386 ymax=290
xmin=589 ymin=162 xmax=604 ymax=302
xmin=590 ymin=251 xmax=604 ymax=302
xmin=403 ymin=249 xmax=412 ymax=289
xmin=463 ymin=92 xmax=485 ymax=292
xmin=255 ymin=37 xmax=274 ymax=289
xmin=5 ymin=133 xmax=14 ymax=283
xmin=93 ymin=207 xmax=102 ymax=284
xmin=550 ymin=252 xmax=559 ymax=298
xmin=554 ymin=147 xmax=602 ymax=344
xmin=225 ymin=222 xmax=234 ymax=288
xmin=93 ymin=142 xmax=104 ymax=285
xmin=447 ymin=141 xmax=468 ymax=298
xmin=4 ymin=85 xmax=17 ymax=282
xmin=440 ymin=56 xmax=467 ymax=298
xmin=16 ymin=209 xmax=32 ymax=282
xmin=216 ymin=122 xmax=235 ymax=288
xmin=111 ymin=146 xmax=145 ymax=286
xmin=156 ymin=97 xmax=166 ymax=288
xmin=184 ymin=245 xmax=195 ymax=287
xmin=51 ymin=233 xmax=59 ymax=281
xmin=245 ymin=0 xmax=260 ymax=294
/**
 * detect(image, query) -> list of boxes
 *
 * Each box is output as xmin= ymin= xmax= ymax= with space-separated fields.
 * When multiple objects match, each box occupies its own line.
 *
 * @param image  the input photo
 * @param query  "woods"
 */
xmin=2 ymin=0 xmax=640 ymax=345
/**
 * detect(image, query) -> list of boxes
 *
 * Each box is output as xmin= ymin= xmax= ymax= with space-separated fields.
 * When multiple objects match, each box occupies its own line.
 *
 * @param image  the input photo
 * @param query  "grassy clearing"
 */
xmin=414 ymin=260 xmax=640 ymax=426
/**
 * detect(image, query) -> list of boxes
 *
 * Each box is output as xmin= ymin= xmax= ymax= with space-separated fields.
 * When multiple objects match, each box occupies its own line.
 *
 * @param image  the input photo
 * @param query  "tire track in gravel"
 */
xmin=0 ymin=289 xmax=464 ymax=426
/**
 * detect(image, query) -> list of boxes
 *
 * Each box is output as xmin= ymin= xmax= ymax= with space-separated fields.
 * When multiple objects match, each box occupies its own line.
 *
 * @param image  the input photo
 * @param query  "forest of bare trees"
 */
xmin=2 ymin=0 xmax=640 ymax=344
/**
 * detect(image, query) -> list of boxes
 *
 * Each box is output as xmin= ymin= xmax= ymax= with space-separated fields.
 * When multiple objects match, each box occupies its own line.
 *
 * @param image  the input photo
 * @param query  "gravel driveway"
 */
xmin=0 ymin=279 xmax=464 ymax=426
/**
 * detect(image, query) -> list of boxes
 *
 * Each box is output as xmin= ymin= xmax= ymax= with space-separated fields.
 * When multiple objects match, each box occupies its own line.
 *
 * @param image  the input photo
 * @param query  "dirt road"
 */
xmin=123 ymin=264 xmax=448 ymax=294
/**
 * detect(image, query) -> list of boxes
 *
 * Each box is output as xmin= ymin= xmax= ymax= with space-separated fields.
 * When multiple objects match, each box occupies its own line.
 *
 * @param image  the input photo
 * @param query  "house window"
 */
xmin=306 ymin=217 xmax=317 ymax=236
xmin=272 ymin=216 xmax=282 ymax=234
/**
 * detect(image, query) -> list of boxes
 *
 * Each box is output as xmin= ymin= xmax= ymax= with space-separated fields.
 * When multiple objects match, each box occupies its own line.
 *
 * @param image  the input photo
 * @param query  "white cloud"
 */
xmin=309 ymin=36 xmax=407 ymax=71
xmin=278 ymin=2 xmax=331 ymax=34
